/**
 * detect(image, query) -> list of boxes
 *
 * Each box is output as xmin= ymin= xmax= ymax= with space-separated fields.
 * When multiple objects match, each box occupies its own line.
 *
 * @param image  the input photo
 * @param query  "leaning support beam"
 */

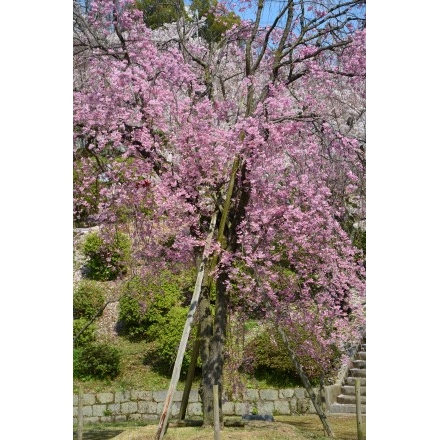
xmin=252 ymin=267 xmax=335 ymax=438
xmin=178 ymin=324 xmax=201 ymax=421
xmin=275 ymin=324 xmax=335 ymax=438
xmin=155 ymin=211 xmax=218 ymax=440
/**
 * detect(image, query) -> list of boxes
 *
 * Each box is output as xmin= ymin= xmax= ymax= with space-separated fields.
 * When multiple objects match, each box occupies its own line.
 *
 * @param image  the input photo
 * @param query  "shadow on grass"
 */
xmin=252 ymin=368 xmax=314 ymax=388
xmin=142 ymin=350 xmax=202 ymax=381
xmin=280 ymin=420 xmax=314 ymax=428
xmin=73 ymin=430 xmax=124 ymax=440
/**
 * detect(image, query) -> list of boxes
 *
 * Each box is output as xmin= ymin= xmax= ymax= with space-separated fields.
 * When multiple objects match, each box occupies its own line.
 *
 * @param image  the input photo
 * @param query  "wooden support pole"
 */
xmin=155 ymin=212 xmax=218 ymax=440
xmin=276 ymin=324 xmax=334 ymax=438
xmin=252 ymin=268 xmax=334 ymax=438
xmin=178 ymin=325 xmax=201 ymax=421
xmin=213 ymin=384 xmax=221 ymax=440
xmin=355 ymin=378 xmax=364 ymax=440
xmin=77 ymin=385 xmax=84 ymax=440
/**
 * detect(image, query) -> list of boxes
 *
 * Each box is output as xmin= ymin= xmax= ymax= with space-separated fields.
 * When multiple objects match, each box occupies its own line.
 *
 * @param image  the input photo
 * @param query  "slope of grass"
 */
xmin=73 ymin=337 xmax=200 ymax=394
xmin=73 ymin=334 xmax=305 ymax=394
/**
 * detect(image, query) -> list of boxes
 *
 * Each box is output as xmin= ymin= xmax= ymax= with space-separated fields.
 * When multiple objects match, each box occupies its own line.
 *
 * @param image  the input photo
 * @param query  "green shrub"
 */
xmin=118 ymin=271 xmax=190 ymax=340
xmin=74 ymin=343 xmax=121 ymax=380
xmin=83 ymin=231 xmax=131 ymax=281
xmin=118 ymin=291 xmax=150 ymax=340
xmin=73 ymin=280 xmax=106 ymax=319
xmin=246 ymin=329 xmax=295 ymax=374
xmin=73 ymin=348 xmax=83 ymax=378
xmin=147 ymin=306 xmax=198 ymax=376
xmin=73 ymin=318 xmax=97 ymax=348
xmin=244 ymin=327 xmax=328 ymax=384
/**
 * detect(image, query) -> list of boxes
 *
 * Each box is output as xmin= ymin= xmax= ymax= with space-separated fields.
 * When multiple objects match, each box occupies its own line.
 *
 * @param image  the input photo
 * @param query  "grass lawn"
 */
xmin=74 ymin=339 xmax=192 ymax=393
xmin=73 ymin=414 xmax=366 ymax=440
xmin=73 ymin=337 xmax=309 ymax=394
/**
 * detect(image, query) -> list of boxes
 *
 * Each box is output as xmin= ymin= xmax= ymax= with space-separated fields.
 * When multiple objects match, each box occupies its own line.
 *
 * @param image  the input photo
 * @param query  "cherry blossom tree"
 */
xmin=73 ymin=0 xmax=366 ymax=429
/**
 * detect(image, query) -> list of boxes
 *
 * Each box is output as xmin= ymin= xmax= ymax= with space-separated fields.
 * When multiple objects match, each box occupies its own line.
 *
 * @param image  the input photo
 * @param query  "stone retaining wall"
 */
xmin=73 ymin=387 xmax=320 ymax=425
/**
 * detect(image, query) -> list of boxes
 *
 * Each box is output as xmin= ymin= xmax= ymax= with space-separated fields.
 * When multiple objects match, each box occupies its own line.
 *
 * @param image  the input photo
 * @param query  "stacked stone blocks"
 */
xmin=73 ymin=387 xmax=319 ymax=425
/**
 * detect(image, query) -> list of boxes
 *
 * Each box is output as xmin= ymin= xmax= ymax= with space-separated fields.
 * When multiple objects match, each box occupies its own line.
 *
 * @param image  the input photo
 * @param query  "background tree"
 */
xmin=190 ymin=0 xmax=241 ymax=43
xmin=133 ymin=0 xmax=185 ymax=30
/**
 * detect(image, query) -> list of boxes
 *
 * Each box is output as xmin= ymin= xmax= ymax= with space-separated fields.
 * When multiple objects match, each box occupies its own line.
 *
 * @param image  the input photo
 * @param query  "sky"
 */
xmin=76 ymin=0 xmax=366 ymax=31
xmin=75 ymin=0 xmax=287 ymax=25
xmin=187 ymin=0 xmax=366 ymax=29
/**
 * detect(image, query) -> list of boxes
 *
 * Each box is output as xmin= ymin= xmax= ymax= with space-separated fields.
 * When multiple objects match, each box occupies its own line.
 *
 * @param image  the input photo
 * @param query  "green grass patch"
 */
xmin=73 ymin=334 xmax=304 ymax=393
xmin=73 ymin=335 xmax=307 ymax=394
xmin=73 ymin=337 xmax=201 ymax=393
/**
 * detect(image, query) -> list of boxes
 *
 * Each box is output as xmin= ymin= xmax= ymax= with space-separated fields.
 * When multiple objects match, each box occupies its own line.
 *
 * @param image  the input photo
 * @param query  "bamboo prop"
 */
xmin=154 ymin=211 xmax=218 ymax=440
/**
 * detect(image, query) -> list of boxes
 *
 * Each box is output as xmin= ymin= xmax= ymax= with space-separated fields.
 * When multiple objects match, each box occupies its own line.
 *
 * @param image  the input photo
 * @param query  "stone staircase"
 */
xmin=327 ymin=340 xmax=366 ymax=414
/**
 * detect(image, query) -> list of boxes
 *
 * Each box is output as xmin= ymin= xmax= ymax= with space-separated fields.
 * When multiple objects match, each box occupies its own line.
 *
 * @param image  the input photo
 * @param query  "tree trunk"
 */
xmin=202 ymin=271 xmax=228 ymax=426
xmin=199 ymin=157 xmax=240 ymax=426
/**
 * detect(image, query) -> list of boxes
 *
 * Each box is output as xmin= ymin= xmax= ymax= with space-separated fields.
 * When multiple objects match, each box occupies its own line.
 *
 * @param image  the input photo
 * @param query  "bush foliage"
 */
xmin=146 ymin=306 xmax=198 ymax=375
xmin=246 ymin=329 xmax=296 ymax=374
xmin=73 ymin=343 xmax=121 ymax=380
xmin=244 ymin=326 xmax=340 ymax=383
xmin=118 ymin=270 xmax=193 ymax=340
xmin=117 ymin=269 xmax=197 ymax=375
xmin=73 ymin=280 xmax=106 ymax=319
xmin=73 ymin=318 xmax=97 ymax=348
xmin=82 ymin=231 xmax=131 ymax=281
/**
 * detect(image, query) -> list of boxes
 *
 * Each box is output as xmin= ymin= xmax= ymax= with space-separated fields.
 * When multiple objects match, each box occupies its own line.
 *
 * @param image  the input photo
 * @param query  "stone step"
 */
xmin=337 ymin=394 xmax=366 ymax=405
xmin=345 ymin=377 xmax=366 ymax=386
xmin=328 ymin=403 xmax=366 ymax=414
xmin=341 ymin=385 xmax=366 ymax=396
xmin=357 ymin=351 xmax=366 ymax=360
xmin=349 ymin=368 xmax=366 ymax=378
xmin=353 ymin=360 xmax=366 ymax=369
xmin=326 ymin=339 xmax=367 ymax=415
